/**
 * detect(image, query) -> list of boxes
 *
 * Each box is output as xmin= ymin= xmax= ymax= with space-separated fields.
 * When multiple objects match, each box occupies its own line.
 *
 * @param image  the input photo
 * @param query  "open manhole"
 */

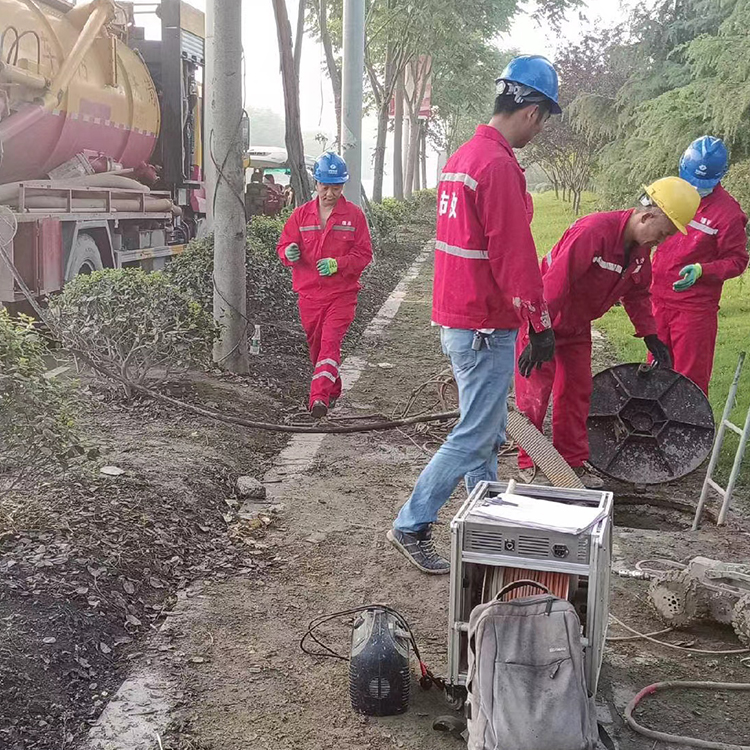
xmin=613 ymin=495 xmax=702 ymax=531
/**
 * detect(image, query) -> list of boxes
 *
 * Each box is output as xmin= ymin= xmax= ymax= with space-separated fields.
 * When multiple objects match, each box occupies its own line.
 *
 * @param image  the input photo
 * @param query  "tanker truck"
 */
xmin=0 ymin=0 xmax=221 ymax=307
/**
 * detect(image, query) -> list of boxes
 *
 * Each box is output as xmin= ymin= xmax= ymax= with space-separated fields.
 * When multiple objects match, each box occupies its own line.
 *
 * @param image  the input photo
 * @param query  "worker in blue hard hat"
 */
xmin=277 ymin=151 xmax=373 ymax=418
xmin=388 ymin=54 xmax=561 ymax=576
xmin=651 ymin=136 xmax=748 ymax=394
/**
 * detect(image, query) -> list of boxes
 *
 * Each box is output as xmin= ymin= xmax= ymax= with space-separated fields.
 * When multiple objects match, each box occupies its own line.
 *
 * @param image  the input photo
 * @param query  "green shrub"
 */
xmin=247 ymin=215 xmax=286 ymax=258
xmin=410 ymin=188 xmax=437 ymax=212
xmin=0 ymin=310 xmax=79 ymax=494
xmin=166 ymin=235 xmax=214 ymax=310
xmin=50 ymin=269 xmax=216 ymax=396
xmin=368 ymin=197 xmax=418 ymax=244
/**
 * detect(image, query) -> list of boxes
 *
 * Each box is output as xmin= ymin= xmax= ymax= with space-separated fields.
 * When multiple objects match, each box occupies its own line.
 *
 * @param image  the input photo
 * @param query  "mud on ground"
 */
xmin=0 ymin=212 xmax=434 ymax=750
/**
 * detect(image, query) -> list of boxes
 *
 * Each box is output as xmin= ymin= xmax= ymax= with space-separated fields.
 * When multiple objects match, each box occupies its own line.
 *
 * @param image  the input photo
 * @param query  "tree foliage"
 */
xmin=573 ymin=0 xmax=750 ymax=209
xmin=526 ymin=29 xmax=630 ymax=212
xmin=306 ymin=0 xmax=582 ymax=200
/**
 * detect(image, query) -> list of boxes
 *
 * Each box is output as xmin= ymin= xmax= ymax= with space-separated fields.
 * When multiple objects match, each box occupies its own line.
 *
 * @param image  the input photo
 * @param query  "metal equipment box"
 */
xmin=447 ymin=481 xmax=613 ymax=704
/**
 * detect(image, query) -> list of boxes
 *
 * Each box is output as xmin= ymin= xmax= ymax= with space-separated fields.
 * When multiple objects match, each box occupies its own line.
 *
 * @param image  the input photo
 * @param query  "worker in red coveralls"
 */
xmin=387 ymin=55 xmax=561 ymax=575
xmin=277 ymin=152 xmax=372 ymax=419
xmin=651 ymin=136 xmax=749 ymax=395
xmin=515 ymin=177 xmax=701 ymax=488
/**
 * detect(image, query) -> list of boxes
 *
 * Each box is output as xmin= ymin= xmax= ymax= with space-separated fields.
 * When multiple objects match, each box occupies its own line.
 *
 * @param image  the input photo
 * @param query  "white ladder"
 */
xmin=693 ymin=352 xmax=750 ymax=529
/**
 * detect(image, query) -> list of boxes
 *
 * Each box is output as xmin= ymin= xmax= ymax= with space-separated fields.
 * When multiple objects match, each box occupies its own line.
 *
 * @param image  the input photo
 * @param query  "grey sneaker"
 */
xmin=310 ymin=400 xmax=328 ymax=419
xmin=386 ymin=526 xmax=450 ymax=575
xmin=573 ymin=465 xmax=604 ymax=489
xmin=517 ymin=467 xmax=551 ymax=486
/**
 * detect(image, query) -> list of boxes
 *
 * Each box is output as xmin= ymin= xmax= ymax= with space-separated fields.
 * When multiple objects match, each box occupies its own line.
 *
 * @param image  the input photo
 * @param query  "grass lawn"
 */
xmin=530 ymin=190 xmax=750 ymax=496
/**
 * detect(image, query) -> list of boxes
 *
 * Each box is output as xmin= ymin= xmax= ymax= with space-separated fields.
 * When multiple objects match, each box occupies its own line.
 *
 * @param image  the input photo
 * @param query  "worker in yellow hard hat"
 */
xmin=515 ymin=176 xmax=700 ymax=488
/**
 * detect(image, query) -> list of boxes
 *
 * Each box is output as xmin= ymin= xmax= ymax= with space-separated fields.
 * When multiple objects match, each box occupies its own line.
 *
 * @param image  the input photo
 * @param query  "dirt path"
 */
xmin=123 ymin=256 xmax=750 ymax=749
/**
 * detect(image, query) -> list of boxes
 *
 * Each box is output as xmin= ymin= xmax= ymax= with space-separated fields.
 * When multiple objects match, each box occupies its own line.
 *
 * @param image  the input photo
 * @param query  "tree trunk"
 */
xmin=370 ymin=40 xmax=395 ymax=204
xmin=404 ymin=113 xmax=420 ymax=198
xmin=293 ymin=0 xmax=305 ymax=81
xmin=372 ymin=100 xmax=389 ymax=203
xmin=414 ymin=129 xmax=421 ymax=192
xmin=315 ymin=0 xmax=341 ymax=147
xmin=553 ymin=178 xmax=559 ymax=199
xmin=393 ymin=70 xmax=404 ymax=200
xmin=420 ymin=121 xmax=427 ymax=190
xmin=272 ymin=0 xmax=311 ymax=206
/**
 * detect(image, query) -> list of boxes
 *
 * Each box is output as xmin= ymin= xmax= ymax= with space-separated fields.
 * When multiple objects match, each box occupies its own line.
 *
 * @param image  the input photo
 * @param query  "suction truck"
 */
xmin=0 ymin=0 xmax=218 ymax=306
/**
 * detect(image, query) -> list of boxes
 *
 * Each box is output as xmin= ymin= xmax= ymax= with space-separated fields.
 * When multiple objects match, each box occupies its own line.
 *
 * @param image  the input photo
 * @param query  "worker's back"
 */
xmin=432 ymin=125 xmax=539 ymax=331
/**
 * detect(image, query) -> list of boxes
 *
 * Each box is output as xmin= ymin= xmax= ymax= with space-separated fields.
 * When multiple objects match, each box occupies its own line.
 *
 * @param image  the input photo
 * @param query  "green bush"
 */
xmin=410 ymin=188 xmax=437 ymax=212
xmin=368 ymin=197 xmax=418 ymax=244
xmin=0 ymin=310 xmax=79 ymax=492
xmin=50 ymin=269 xmax=216 ymax=396
xmin=166 ymin=236 xmax=214 ymax=310
xmin=247 ymin=215 xmax=286 ymax=258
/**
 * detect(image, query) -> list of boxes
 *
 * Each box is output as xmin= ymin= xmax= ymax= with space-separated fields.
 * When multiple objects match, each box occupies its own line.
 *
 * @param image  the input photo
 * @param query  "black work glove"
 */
xmin=644 ymin=334 xmax=673 ymax=369
xmin=518 ymin=327 xmax=555 ymax=378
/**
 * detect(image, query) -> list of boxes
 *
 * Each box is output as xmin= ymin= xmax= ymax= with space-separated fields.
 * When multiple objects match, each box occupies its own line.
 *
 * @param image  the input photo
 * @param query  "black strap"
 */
xmin=494 ymin=579 xmax=551 ymax=601
xmin=598 ymin=723 xmax=616 ymax=750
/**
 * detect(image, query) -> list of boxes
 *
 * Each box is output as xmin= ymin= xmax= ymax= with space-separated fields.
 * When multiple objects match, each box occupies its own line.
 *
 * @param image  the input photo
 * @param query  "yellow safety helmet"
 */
xmin=643 ymin=176 xmax=700 ymax=235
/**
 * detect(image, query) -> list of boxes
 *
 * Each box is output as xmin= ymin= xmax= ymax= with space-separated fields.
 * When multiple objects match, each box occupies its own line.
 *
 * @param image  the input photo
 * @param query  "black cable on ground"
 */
xmin=625 ymin=680 xmax=750 ymax=750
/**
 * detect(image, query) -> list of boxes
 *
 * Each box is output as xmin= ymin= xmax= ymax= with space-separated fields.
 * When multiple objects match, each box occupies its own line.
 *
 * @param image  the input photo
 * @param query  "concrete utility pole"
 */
xmin=204 ymin=0 xmax=216 ymax=231
xmin=341 ymin=0 xmax=365 ymax=205
xmin=210 ymin=0 xmax=249 ymax=374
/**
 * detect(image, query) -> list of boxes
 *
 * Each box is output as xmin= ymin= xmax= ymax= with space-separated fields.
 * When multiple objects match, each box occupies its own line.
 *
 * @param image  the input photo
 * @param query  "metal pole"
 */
xmin=692 ymin=352 xmax=745 ymax=529
xmin=211 ymin=0 xmax=249 ymax=374
xmin=719 ymin=363 xmax=750 ymax=526
xmin=204 ymin=0 xmax=216 ymax=231
xmin=341 ymin=0 xmax=364 ymax=205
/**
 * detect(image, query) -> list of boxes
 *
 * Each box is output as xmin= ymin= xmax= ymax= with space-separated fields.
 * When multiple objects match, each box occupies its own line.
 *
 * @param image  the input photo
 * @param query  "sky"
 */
xmin=122 ymin=0 xmax=638 ymax=195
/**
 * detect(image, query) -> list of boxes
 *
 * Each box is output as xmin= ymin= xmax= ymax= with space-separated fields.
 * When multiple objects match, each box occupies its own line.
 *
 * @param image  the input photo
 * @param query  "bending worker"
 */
xmin=388 ymin=55 xmax=560 ymax=575
xmin=277 ymin=152 xmax=372 ymax=418
xmin=515 ymin=177 xmax=700 ymax=488
xmin=651 ymin=136 xmax=749 ymax=394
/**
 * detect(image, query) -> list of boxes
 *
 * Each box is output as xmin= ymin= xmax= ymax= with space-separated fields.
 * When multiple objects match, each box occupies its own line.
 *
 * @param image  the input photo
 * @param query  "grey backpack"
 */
xmin=466 ymin=580 xmax=599 ymax=750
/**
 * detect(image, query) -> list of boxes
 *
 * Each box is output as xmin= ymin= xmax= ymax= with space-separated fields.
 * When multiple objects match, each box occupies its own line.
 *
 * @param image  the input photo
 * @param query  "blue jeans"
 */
xmin=394 ymin=327 xmax=517 ymax=533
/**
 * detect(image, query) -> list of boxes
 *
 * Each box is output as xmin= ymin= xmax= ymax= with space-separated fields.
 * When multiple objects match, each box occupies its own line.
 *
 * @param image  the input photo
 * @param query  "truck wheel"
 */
xmin=65 ymin=233 xmax=103 ymax=282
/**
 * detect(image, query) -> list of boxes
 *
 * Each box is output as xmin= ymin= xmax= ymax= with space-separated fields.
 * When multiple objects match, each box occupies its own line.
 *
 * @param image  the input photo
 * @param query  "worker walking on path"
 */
xmin=515 ymin=177 xmax=700 ymax=488
xmin=651 ymin=136 xmax=748 ymax=395
xmin=277 ymin=152 xmax=373 ymax=419
xmin=388 ymin=56 xmax=560 ymax=575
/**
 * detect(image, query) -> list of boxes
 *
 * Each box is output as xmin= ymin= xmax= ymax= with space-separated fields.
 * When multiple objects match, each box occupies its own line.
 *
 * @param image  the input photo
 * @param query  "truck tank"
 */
xmin=0 ymin=0 xmax=159 ymax=183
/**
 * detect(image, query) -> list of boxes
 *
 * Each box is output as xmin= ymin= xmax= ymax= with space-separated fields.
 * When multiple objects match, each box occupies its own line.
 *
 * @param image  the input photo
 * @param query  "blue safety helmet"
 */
xmin=314 ymin=151 xmax=349 ymax=184
xmin=496 ymin=55 xmax=562 ymax=115
xmin=679 ymin=136 xmax=728 ymax=191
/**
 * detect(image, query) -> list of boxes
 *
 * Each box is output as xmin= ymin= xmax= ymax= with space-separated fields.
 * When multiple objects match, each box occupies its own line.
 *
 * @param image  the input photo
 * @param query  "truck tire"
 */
xmin=65 ymin=233 xmax=103 ymax=282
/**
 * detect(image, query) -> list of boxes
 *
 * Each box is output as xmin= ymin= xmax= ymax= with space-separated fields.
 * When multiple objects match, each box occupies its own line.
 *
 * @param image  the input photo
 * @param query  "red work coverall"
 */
xmin=432 ymin=125 xmax=550 ymax=332
xmin=515 ymin=210 xmax=657 ymax=469
xmin=651 ymin=184 xmax=748 ymax=394
xmin=277 ymin=195 xmax=373 ymax=409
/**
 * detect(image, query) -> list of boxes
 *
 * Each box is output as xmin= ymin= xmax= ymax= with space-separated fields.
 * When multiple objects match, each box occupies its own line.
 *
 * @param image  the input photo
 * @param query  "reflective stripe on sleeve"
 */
xmin=435 ymin=240 xmax=489 ymax=260
xmin=441 ymin=172 xmax=478 ymax=191
xmin=688 ymin=220 xmax=719 ymax=236
xmin=592 ymin=256 xmax=623 ymax=274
